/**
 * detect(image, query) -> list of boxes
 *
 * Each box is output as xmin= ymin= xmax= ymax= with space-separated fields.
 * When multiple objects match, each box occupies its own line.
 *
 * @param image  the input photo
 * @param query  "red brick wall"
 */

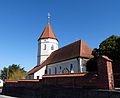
xmin=97 ymin=56 xmax=114 ymax=90
xmin=42 ymin=73 xmax=99 ymax=88
xmin=2 ymin=55 xmax=114 ymax=96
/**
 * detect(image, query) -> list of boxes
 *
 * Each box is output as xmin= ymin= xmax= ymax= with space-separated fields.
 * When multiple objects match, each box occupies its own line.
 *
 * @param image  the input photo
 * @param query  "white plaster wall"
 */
xmin=40 ymin=56 xmax=49 ymax=64
xmin=40 ymin=38 xmax=58 ymax=56
xmin=0 ymin=79 xmax=3 ymax=87
xmin=47 ymin=57 xmax=86 ymax=74
xmin=37 ymin=38 xmax=58 ymax=65
xmin=34 ymin=66 xmax=46 ymax=79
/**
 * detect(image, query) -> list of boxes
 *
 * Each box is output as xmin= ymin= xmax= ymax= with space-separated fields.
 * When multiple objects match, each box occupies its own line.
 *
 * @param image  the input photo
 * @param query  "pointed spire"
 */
xmin=48 ymin=12 xmax=50 ymax=24
xmin=38 ymin=13 xmax=57 ymax=41
xmin=38 ymin=23 xmax=57 ymax=41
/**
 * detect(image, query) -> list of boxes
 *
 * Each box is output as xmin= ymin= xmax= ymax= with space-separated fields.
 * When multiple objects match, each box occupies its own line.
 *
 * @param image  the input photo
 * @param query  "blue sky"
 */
xmin=0 ymin=0 xmax=120 ymax=71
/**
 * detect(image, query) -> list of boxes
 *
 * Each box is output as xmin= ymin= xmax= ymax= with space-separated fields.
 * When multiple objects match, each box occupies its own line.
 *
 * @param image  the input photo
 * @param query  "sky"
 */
xmin=0 ymin=0 xmax=120 ymax=71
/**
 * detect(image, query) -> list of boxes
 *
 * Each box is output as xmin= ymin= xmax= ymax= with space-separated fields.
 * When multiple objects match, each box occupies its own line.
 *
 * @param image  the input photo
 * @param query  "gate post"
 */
xmin=97 ymin=55 xmax=114 ymax=90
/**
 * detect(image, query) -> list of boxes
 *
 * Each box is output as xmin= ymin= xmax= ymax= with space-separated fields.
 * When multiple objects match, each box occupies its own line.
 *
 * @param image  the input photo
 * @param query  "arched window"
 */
xmin=51 ymin=45 xmax=54 ymax=50
xmin=70 ymin=64 xmax=73 ymax=71
xmin=70 ymin=64 xmax=74 ymax=73
xmin=45 ymin=69 xmax=47 ymax=74
xmin=49 ymin=68 xmax=51 ymax=74
xmin=55 ymin=67 xmax=57 ymax=74
xmin=59 ymin=66 xmax=61 ymax=70
xmin=37 ymin=76 xmax=39 ymax=79
xmin=44 ymin=44 xmax=46 ymax=50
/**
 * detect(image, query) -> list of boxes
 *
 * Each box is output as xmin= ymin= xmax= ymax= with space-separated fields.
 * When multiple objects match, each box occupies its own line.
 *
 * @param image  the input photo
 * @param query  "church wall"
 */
xmin=37 ymin=38 xmax=58 ymax=65
xmin=34 ymin=66 xmax=46 ymax=79
xmin=47 ymin=57 xmax=86 ymax=74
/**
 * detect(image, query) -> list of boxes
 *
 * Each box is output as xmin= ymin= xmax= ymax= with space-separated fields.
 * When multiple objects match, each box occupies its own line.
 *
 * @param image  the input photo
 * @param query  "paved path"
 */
xmin=0 ymin=95 xmax=17 ymax=98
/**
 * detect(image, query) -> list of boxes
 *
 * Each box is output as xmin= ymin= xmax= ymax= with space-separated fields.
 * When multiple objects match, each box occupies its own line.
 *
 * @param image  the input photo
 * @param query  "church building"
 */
xmin=27 ymin=16 xmax=93 ymax=79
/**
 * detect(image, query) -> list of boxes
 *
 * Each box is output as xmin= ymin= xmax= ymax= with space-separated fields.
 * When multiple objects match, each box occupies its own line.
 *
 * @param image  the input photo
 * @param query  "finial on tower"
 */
xmin=48 ymin=12 xmax=50 ymax=24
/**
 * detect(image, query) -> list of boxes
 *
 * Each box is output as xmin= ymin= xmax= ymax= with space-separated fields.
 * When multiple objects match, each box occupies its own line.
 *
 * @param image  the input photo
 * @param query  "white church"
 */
xmin=27 ymin=17 xmax=93 ymax=79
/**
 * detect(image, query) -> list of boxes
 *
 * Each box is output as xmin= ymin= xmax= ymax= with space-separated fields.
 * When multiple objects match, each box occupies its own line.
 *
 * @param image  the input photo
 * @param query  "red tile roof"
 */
xmin=28 ymin=61 xmax=47 ymax=75
xmin=38 ymin=23 xmax=57 ymax=41
xmin=28 ymin=40 xmax=93 ymax=75
xmin=46 ymin=40 xmax=93 ymax=65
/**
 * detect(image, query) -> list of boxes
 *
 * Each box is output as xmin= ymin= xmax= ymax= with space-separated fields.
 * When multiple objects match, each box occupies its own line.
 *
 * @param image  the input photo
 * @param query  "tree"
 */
xmin=8 ymin=69 xmax=26 ymax=81
xmin=115 ymin=37 xmax=120 ymax=62
xmin=0 ymin=67 xmax=8 ymax=80
xmin=99 ymin=35 xmax=120 ymax=62
xmin=0 ymin=64 xmax=26 ymax=81
xmin=86 ymin=35 xmax=120 ymax=73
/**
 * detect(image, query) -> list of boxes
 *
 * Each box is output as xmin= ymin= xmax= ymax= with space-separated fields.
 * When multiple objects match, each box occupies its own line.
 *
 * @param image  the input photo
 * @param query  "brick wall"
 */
xmin=42 ymin=73 xmax=99 ymax=88
xmin=2 ymin=83 xmax=120 ymax=98
xmin=2 ymin=55 xmax=115 ymax=97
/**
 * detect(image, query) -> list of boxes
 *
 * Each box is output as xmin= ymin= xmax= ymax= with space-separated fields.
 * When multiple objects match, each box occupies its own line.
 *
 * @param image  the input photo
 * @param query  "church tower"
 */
xmin=37 ymin=14 xmax=58 ymax=65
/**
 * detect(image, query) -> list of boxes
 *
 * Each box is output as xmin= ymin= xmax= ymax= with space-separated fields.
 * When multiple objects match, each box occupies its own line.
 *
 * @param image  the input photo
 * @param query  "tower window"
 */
xmin=51 ymin=45 xmax=54 ymax=50
xmin=44 ymin=44 xmax=46 ymax=50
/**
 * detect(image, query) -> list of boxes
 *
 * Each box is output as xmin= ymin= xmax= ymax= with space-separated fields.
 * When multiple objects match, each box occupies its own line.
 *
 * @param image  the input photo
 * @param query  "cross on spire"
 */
xmin=48 ymin=12 xmax=50 ymax=24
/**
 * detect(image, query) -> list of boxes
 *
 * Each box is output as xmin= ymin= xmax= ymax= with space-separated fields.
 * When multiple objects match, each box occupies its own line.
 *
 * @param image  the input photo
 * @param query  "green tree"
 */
xmin=99 ymin=35 xmax=120 ymax=62
xmin=0 ymin=64 xmax=26 ymax=81
xmin=8 ymin=69 xmax=26 ymax=81
xmin=0 ymin=67 xmax=8 ymax=80
xmin=86 ymin=35 xmax=120 ymax=72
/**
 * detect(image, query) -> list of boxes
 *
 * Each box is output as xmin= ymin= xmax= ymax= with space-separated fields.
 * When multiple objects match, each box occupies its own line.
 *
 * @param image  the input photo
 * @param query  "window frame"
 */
xmin=43 ymin=44 xmax=46 ymax=50
xmin=51 ymin=45 xmax=54 ymax=50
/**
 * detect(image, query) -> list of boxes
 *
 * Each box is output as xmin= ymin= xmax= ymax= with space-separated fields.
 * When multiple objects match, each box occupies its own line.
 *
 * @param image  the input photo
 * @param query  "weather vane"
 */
xmin=48 ymin=12 xmax=50 ymax=24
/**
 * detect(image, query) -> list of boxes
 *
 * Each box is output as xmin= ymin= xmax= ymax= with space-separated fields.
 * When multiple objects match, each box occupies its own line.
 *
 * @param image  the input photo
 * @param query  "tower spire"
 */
xmin=48 ymin=12 xmax=50 ymax=24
